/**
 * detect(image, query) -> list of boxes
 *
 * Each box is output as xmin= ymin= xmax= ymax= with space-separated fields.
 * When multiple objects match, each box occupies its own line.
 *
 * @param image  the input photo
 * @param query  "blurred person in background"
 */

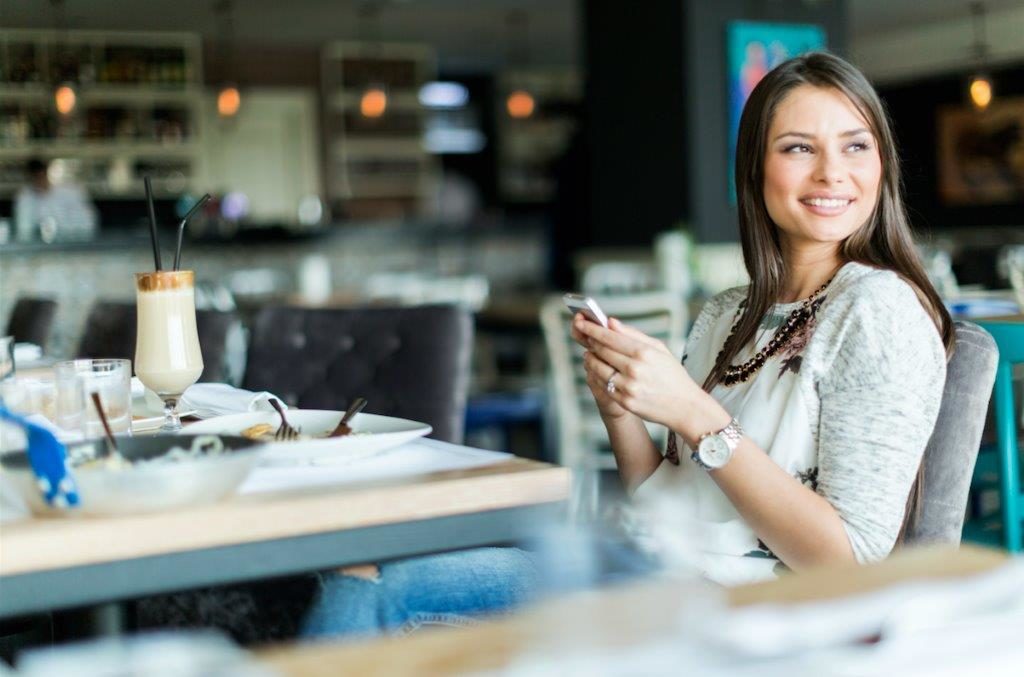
xmin=15 ymin=157 xmax=97 ymax=242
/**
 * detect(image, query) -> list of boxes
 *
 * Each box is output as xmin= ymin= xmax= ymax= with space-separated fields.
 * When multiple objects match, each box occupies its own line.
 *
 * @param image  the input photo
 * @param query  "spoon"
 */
xmin=329 ymin=397 xmax=368 ymax=438
xmin=90 ymin=392 xmax=121 ymax=458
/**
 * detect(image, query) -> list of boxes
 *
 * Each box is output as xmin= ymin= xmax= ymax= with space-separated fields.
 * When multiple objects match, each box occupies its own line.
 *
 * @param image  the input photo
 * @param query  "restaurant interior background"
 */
xmin=1 ymin=0 xmax=1024 ymax=456
xmin=2 ymin=0 xmax=1024 ymax=673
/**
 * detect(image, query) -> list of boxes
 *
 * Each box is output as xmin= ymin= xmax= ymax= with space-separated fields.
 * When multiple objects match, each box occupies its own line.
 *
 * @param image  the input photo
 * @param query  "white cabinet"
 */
xmin=197 ymin=88 xmax=321 ymax=227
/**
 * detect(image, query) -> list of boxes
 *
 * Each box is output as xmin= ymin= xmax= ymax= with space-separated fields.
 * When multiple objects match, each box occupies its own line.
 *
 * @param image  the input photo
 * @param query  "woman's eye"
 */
xmin=784 ymin=144 xmax=811 ymax=154
xmin=846 ymin=141 xmax=872 ymax=152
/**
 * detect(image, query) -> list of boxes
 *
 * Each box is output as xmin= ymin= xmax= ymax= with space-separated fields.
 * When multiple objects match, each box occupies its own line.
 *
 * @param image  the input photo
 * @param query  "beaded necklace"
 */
xmin=715 ymin=276 xmax=834 ymax=386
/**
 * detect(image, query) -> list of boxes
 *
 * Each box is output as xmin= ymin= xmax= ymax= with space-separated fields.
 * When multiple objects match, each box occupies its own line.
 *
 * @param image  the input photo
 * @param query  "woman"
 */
xmin=300 ymin=50 xmax=951 ymax=636
xmin=574 ymin=50 xmax=950 ymax=585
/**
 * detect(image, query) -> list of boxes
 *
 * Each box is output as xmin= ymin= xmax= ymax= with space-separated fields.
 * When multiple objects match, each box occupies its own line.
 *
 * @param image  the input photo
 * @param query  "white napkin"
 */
xmin=178 ymin=383 xmax=286 ymax=420
xmin=13 ymin=342 xmax=42 ymax=363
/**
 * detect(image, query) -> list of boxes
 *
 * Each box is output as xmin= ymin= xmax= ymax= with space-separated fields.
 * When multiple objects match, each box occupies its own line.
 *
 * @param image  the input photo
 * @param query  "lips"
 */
xmin=799 ymin=195 xmax=855 ymax=216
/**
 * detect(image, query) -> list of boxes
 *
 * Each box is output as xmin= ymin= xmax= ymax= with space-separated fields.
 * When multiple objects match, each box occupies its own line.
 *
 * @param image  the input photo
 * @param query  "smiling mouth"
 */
xmin=800 ymin=197 xmax=853 ymax=208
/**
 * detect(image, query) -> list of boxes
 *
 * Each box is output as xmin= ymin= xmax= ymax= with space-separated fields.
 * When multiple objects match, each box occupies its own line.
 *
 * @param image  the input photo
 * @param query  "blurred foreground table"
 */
xmin=0 ymin=452 xmax=570 ymax=619
xmin=259 ymin=545 xmax=1009 ymax=676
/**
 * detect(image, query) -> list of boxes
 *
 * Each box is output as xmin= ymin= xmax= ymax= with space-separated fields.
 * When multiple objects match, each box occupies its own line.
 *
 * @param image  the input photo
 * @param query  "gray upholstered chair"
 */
xmin=5 ymin=297 xmax=57 ymax=349
xmin=903 ymin=321 xmax=998 ymax=546
xmin=77 ymin=301 xmax=240 ymax=383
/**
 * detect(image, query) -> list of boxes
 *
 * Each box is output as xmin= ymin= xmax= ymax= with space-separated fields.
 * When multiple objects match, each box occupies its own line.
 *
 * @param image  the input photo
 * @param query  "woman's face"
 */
xmin=762 ymin=85 xmax=882 ymax=256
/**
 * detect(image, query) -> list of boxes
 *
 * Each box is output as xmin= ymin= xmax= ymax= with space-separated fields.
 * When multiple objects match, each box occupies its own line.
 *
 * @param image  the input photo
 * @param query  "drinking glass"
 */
xmin=55 ymin=359 xmax=132 ymax=437
xmin=134 ymin=270 xmax=204 ymax=432
xmin=0 ymin=336 xmax=14 ymax=382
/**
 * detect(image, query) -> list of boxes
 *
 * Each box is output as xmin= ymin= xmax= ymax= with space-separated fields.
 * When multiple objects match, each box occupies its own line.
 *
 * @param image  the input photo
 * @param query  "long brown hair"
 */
xmin=705 ymin=51 xmax=954 ymax=539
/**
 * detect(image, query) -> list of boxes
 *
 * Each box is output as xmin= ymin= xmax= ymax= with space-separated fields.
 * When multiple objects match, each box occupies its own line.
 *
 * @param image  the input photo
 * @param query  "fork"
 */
xmin=269 ymin=398 xmax=301 ymax=441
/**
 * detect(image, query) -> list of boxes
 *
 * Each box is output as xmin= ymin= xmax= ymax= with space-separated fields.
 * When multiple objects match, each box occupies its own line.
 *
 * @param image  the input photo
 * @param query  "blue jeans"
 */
xmin=300 ymin=530 xmax=659 ymax=640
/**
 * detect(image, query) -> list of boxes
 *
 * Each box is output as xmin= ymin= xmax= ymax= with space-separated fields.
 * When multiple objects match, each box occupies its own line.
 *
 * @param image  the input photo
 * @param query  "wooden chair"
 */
xmin=540 ymin=291 xmax=686 ymax=519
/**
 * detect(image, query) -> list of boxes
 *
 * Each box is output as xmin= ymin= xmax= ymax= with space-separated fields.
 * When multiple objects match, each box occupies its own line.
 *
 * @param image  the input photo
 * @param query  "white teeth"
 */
xmin=804 ymin=198 xmax=850 ymax=208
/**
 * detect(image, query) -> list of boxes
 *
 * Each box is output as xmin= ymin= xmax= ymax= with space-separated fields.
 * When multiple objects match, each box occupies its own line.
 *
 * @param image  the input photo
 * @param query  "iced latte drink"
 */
xmin=135 ymin=270 xmax=204 ymax=431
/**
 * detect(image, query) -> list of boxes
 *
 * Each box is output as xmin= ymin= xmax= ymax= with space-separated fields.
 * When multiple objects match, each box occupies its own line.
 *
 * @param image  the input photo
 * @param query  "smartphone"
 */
xmin=563 ymin=293 xmax=609 ymax=328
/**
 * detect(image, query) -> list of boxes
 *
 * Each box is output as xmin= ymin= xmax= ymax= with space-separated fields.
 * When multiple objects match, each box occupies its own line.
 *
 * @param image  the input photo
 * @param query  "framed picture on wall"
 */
xmin=937 ymin=98 xmax=1024 ymax=205
xmin=726 ymin=21 xmax=827 ymax=204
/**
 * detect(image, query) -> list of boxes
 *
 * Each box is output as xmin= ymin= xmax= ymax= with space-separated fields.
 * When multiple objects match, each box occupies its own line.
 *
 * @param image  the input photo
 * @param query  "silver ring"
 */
xmin=606 ymin=371 xmax=617 ymax=394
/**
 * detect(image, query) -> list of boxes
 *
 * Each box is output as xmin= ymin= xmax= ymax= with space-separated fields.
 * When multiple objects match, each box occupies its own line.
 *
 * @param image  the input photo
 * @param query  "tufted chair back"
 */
xmin=242 ymin=304 xmax=473 ymax=444
xmin=76 ymin=301 xmax=239 ymax=383
xmin=5 ymin=297 xmax=58 ymax=349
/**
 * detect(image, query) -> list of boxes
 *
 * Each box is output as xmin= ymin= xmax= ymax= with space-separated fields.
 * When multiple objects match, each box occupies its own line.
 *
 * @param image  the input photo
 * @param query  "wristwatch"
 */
xmin=690 ymin=418 xmax=744 ymax=471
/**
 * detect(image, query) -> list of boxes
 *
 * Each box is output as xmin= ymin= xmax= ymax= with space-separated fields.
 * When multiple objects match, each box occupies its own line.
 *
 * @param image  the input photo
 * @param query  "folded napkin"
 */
xmin=178 ymin=383 xmax=286 ymax=420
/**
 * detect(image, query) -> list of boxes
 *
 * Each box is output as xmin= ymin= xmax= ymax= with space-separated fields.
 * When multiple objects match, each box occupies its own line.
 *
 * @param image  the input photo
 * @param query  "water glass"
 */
xmin=55 ymin=359 xmax=132 ymax=438
xmin=0 ymin=335 xmax=14 ymax=382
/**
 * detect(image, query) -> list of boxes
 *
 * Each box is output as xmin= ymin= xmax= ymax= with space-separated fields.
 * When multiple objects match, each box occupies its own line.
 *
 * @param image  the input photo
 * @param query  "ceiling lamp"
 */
xmin=967 ymin=2 xmax=994 ymax=110
xmin=969 ymin=75 xmax=993 ymax=110
xmin=215 ymin=0 xmax=242 ymax=118
xmin=506 ymin=90 xmax=535 ymax=119
xmin=217 ymin=85 xmax=241 ymax=117
xmin=504 ymin=11 xmax=537 ymax=119
xmin=360 ymin=86 xmax=388 ymax=118
xmin=54 ymin=83 xmax=76 ymax=116
xmin=50 ymin=0 xmax=77 ymax=116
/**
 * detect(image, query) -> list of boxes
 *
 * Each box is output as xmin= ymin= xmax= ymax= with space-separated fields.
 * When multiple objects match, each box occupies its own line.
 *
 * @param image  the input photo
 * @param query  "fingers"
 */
xmin=583 ymin=349 xmax=617 ymax=383
xmin=608 ymin=318 xmax=663 ymax=349
xmin=583 ymin=349 xmax=634 ymax=407
xmin=586 ymin=339 xmax=633 ymax=373
xmin=575 ymin=317 xmax=646 ymax=359
xmin=570 ymin=314 xmax=593 ymax=349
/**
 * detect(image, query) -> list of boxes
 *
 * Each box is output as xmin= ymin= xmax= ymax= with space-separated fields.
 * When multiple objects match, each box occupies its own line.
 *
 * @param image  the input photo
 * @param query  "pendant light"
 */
xmin=967 ymin=2 xmax=994 ymax=111
xmin=51 ymin=0 xmax=77 ymax=117
xmin=215 ymin=0 xmax=241 ymax=118
xmin=358 ymin=3 xmax=388 ymax=120
xmin=505 ymin=10 xmax=535 ymax=120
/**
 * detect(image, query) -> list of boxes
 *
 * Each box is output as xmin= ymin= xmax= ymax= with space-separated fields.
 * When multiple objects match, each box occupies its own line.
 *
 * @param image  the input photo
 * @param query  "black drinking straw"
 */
xmin=144 ymin=176 xmax=162 ymax=271
xmin=173 ymin=193 xmax=211 ymax=271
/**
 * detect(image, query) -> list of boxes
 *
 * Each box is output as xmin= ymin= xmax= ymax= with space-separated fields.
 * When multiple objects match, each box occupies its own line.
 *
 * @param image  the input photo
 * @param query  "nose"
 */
xmin=812 ymin=149 xmax=845 ymax=184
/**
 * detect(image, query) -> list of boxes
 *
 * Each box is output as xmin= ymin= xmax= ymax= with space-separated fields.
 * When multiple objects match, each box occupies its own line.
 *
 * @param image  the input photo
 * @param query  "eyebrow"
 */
xmin=772 ymin=128 xmax=872 ymax=142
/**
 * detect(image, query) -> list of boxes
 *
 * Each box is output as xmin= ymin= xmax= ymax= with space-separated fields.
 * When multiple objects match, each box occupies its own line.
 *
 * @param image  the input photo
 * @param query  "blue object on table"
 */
xmin=0 ymin=406 xmax=79 ymax=508
xmin=974 ymin=320 xmax=1024 ymax=552
xmin=946 ymin=298 xmax=1020 ymax=319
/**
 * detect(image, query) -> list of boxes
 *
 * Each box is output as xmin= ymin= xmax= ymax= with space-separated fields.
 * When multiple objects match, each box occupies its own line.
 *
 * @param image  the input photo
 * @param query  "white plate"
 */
xmin=181 ymin=409 xmax=432 ymax=465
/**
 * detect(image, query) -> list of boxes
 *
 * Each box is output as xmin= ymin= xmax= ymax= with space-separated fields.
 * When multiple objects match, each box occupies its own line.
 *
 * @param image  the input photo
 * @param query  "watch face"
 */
xmin=698 ymin=435 xmax=732 ymax=469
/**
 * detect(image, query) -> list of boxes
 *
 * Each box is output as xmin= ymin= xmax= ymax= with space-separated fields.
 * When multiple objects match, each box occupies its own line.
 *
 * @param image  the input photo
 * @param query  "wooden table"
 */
xmin=0 ymin=458 xmax=570 ymax=619
xmin=259 ymin=545 xmax=1008 ymax=676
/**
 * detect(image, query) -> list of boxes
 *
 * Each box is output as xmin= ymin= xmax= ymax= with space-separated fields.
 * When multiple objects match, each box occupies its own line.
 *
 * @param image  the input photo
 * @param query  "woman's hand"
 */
xmin=576 ymin=316 xmax=728 ymax=442
xmin=571 ymin=314 xmax=629 ymax=421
